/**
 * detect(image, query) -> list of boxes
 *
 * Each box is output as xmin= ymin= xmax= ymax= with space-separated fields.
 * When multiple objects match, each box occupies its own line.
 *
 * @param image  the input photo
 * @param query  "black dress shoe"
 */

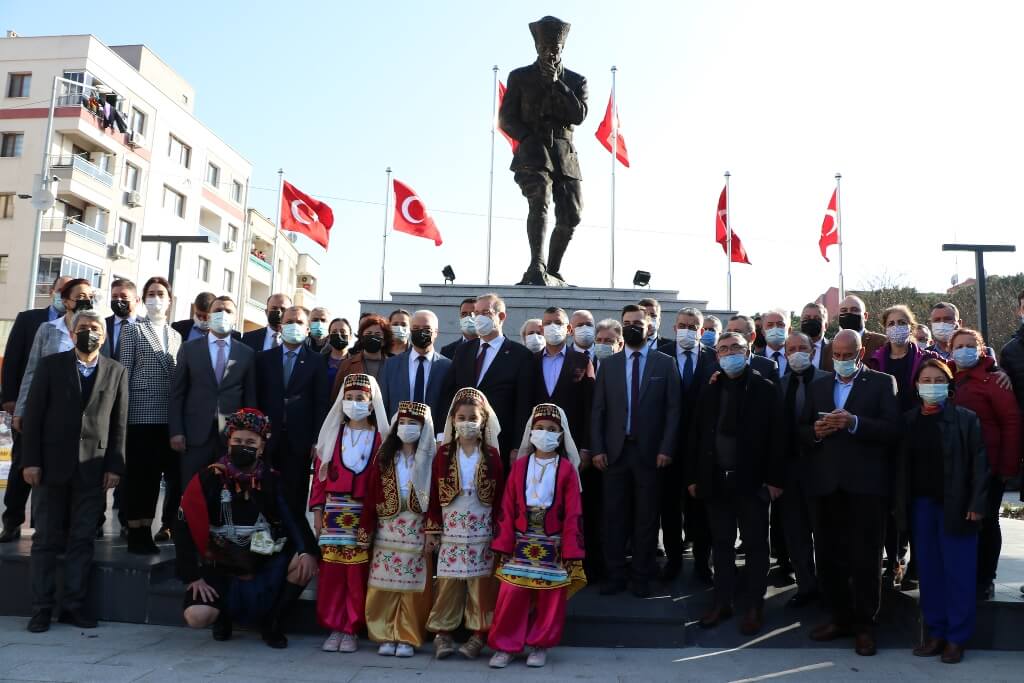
xmin=27 ymin=609 xmax=51 ymax=633
xmin=631 ymin=580 xmax=651 ymax=598
xmin=693 ymin=566 xmax=714 ymax=585
xmin=153 ymin=526 xmax=172 ymax=542
xmin=261 ymin=627 xmax=288 ymax=649
xmin=600 ymin=579 xmax=627 ymax=596
xmin=58 ymin=609 xmax=97 ymax=628
xmin=658 ymin=560 xmax=682 ymax=582
xmin=786 ymin=590 xmax=820 ymax=608
xmin=212 ymin=612 xmax=233 ymax=641
xmin=0 ymin=526 xmax=22 ymax=543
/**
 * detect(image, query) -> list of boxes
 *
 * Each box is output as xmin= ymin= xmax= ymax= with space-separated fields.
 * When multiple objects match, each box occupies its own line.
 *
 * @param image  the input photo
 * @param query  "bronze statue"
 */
xmin=499 ymin=16 xmax=588 ymax=286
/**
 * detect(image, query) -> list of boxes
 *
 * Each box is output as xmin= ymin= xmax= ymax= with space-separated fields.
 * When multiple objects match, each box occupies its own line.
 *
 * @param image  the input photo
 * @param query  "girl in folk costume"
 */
xmin=357 ymin=401 xmax=437 ymax=658
xmin=425 ymin=387 xmax=505 ymax=660
xmin=309 ymin=373 xmax=388 ymax=653
xmin=488 ymin=403 xmax=586 ymax=669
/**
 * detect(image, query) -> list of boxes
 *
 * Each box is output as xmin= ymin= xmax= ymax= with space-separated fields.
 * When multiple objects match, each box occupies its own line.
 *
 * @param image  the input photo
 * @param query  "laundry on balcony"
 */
xmin=100 ymin=95 xmax=127 ymax=134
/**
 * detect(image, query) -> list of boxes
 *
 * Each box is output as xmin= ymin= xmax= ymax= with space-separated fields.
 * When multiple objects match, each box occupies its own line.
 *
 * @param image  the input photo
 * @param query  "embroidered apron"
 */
xmin=368 ymin=494 xmax=428 ymax=591
xmin=320 ymin=493 xmax=368 ymax=564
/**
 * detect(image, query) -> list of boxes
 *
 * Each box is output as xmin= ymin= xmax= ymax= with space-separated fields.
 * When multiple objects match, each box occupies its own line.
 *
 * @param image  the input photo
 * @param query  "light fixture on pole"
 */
xmin=632 ymin=270 xmax=651 ymax=288
xmin=940 ymin=243 xmax=1016 ymax=342
xmin=442 ymin=265 xmax=456 ymax=284
xmin=141 ymin=235 xmax=217 ymax=289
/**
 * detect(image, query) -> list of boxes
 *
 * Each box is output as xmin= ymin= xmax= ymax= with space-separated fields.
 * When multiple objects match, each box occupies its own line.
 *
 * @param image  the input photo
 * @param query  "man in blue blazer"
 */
xmin=381 ymin=310 xmax=451 ymax=428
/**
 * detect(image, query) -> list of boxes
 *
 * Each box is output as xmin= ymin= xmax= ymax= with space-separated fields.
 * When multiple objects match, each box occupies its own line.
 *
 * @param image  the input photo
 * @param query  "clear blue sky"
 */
xmin=7 ymin=1 xmax=1024 ymax=321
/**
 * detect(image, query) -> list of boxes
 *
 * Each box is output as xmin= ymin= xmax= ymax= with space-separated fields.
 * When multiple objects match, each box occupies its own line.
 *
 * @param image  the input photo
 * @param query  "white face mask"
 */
xmin=145 ymin=297 xmax=167 ymax=319
xmin=594 ymin=342 xmax=616 ymax=360
xmin=931 ymin=321 xmax=956 ymax=343
xmin=209 ymin=311 xmax=234 ymax=335
xmin=475 ymin=314 xmax=496 ymax=337
xmin=460 ymin=315 xmax=477 ymax=335
xmin=396 ymin=423 xmax=422 ymax=444
xmin=676 ymin=328 xmax=698 ymax=350
xmin=391 ymin=325 xmax=410 ymax=342
xmin=543 ymin=323 xmax=567 ymax=346
xmin=455 ymin=420 xmax=481 ymax=440
xmin=787 ymin=351 xmax=812 ymax=373
xmin=194 ymin=315 xmax=210 ymax=331
xmin=530 ymin=429 xmax=562 ymax=454
xmin=574 ymin=325 xmax=595 ymax=347
xmin=343 ymin=400 xmax=372 ymax=421
xmin=525 ymin=333 xmax=545 ymax=353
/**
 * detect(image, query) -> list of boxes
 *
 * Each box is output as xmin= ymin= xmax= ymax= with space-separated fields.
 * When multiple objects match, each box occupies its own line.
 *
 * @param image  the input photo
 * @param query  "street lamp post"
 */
xmin=141 ymin=235 xmax=217 ymax=289
xmin=941 ymin=243 xmax=1016 ymax=342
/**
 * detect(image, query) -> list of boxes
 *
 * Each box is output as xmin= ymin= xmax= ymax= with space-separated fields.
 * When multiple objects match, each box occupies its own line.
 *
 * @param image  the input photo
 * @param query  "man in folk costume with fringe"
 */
xmin=488 ymin=403 xmax=585 ymax=668
xmin=175 ymin=408 xmax=319 ymax=649
xmin=310 ymin=373 xmax=388 ymax=653
xmin=358 ymin=401 xmax=437 ymax=657
xmin=425 ymin=387 xmax=505 ymax=660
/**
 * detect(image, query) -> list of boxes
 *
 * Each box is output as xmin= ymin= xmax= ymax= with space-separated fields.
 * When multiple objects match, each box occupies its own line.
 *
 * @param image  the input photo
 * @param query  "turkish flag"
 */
xmin=819 ymin=189 xmax=839 ymax=262
xmin=497 ymin=82 xmax=518 ymax=153
xmin=280 ymin=181 xmax=333 ymax=249
xmin=595 ymin=92 xmax=630 ymax=167
xmin=715 ymin=185 xmax=751 ymax=264
xmin=392 ymin=179 xmax=442 ymax=246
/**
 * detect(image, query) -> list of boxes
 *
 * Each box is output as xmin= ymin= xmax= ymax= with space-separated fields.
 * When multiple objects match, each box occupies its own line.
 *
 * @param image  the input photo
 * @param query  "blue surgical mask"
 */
xmin=701 ymin=330 xmax=718 ymax=347
xmin=309 ymin=321 xmax=328 ymax=339
xmin=719 ymin=354 xmax=747 ymax=377
xmin=917 ymin=383 xmax=948 ymax=405
xmin=594 ymin=343 xmax=615 ymax=360
xmin=282 ymin=322 xmax=307 ymax=345
xmin=676 ymin=328 xmax=698 ymax=350
xmin=787 ymin=351 xmax=812 ymax=373
xmin=833 ymin=358 xmax=859 ymax=378
xmin=52 ymin=293 xmax=66 ymax=314
xmin=764 ymin=327 xmax=787 ymax=348
xmin=952 ymin=346 xmax=979 ymax=368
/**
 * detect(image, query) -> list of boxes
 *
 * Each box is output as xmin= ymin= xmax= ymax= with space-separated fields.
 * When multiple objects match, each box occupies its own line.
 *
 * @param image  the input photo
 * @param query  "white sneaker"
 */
xmin=489 ymin=651 xmax=513 ymax=669
xmin=322 ymin=631 xmax=344 ymax=652
xmin=338 ymin=633 xmax=357 ymax=653
xmin=378 ymin=641 xmax=397 ymax=656
xmin=395 ymin=643 xmax=415 ymax=658
xmin=526 ymin=647 xmax=547 ymax=667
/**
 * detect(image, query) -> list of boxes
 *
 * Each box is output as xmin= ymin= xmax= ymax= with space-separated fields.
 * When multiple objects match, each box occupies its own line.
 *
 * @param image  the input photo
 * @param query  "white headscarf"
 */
xmin=315 ymin=374 xmax=388 ymax=481
xmin=441 ymin=387 xmax=501 ymax=451
xmin=518 ymin=403 xmax=582 ymax=490
xmin=388 ymin=404 xmax=436 ymax=511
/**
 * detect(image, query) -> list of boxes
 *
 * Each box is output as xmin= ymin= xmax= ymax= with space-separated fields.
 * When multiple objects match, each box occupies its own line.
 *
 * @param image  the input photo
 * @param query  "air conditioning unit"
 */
xmin=126 ymin=131 xmax=139 ymax=148
xmin=299 ymin=274 xmax=312 ymax=284
xmin=222 ymin=239 xmax=236 ymax=253
xmin=126 ymin=190 xmax=142 ymax=207
xmin=108 ymin=243 xmax=129 ymax=260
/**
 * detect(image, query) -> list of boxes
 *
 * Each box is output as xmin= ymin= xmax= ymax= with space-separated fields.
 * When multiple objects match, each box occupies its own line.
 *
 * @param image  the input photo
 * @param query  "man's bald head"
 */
xmin=832 ymin=329 xmax=863 ymax=357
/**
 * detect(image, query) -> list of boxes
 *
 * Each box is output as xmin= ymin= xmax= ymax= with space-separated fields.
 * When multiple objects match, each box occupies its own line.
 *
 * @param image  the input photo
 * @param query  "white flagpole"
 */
xmin=725 ymin=170 xmax=732 ymax=311
xmin=835 ymin=171 xmax=845 ymax=299
xmin=609 ymin=65 xmax=617 ymax=289
xmin=379 ymin=167 xmax=392 ymax=301
xmin=486 ymin=65 xmax=498 ymax=286
xmin=270 ymin=168 xmax=283 ymax=293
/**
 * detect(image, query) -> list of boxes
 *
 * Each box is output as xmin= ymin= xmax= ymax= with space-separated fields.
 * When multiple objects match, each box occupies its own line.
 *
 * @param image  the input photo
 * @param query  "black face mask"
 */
xmin=328 ymin=333 xmax=349 ymax=351
xmin=267 ymin=309 xmax=283 ymax=326
xmin=110 ymin=299 xmax=131 ymax=318
xmin=838 ymin=312 xmax=864 ymax=332
xmin=754 ymin=329 xmax=766 ymax=348
xmin=75 ymin=329 xmax=101 ymax=354
xmin=361 ymin=334 xmax=384 ymax=354
xmin=72 ymin=299 xmax=94 ymax=313
xmin=229 ymin=444 xmax=259 ymax=469
xmin=622 ymin=323 xmax=647 ymax=348
xmin=410 ymin=328 xmax=432 ymax=350
xmin=800 ymin=318 xmax=823 ymax=339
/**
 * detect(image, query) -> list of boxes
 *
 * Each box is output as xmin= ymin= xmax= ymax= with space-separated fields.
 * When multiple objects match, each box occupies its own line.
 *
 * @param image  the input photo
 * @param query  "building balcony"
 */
xmin=42 ymin=216 xmax=108 ymax=246
xmin=249 ymin=253 xmax=272 ymax=271
xmin=49 ymin=154 xmax=114 ymax=188
xmin=246 ymin=297 xmax=267 ymax=312
xmin=198 ymin=225 xmax=220 ymax=242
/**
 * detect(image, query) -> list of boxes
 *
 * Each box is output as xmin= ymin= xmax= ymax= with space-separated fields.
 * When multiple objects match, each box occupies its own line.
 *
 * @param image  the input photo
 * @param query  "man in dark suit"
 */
xmin=687 ymin=332 xmax=783 ymax=635
xmin=800 ymin=329 xmax=902 ymax=656
xmin=169 ymin=297 xmax=257 ymax=487
xmin=592 ymin=319 xmax=623 ymax=375
xmin=381 ymin=309 xmax=452 ymax=427
xmin=440 ymin=298 xmax=478 ymax=360
xmin=639 ymin=297 xmax=673 ymax=350
xmin=592 ymin=304 xmax=681 ymax=598
xmin=659 ymin=307 xmax=719 ymax=582
xmin=20 ymin=310 xmax=128 ymax=632
xmin=727 ymin=315 xmax=779 ymax=386
xmin=824 ymin=294 xmax=887 ymax=363
xmin=255 ymin=306 xmax=330 ymax=516
xmin=799 ymin=302 xmax=830 ymax=371
xmin=171 ymin=291 xmax=240 ymax=343
xmin=102 ymin=278 xmax=139 ymax=359
xmin=442 ymin=293 xmax=533 ymax=466
xmin=778 ymin=332 xmax=830 ymax=607
xmin=0 ymin=275 xmax=71 ymax=542
xmin=241 ymin=293 xmax=292 ymax=352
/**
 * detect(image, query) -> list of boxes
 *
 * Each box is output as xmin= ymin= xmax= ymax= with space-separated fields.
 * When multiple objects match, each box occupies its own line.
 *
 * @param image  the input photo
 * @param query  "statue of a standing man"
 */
xmin=499 ymin=16 xmax=588 ymax=286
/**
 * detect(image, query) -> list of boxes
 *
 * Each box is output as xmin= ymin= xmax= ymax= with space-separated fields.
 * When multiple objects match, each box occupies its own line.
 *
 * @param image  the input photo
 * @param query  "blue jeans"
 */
xmin=912 ymin=497 xmax=977 ymax=644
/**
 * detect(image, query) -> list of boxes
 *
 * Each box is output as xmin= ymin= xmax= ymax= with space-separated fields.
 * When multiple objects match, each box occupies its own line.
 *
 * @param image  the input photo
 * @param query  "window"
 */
xmin=231 ymin=180 xmax=243 ymax=203
xmin=222 ymin=268 xmax=235 ymax=292
xmin=163 ymin=186 xmax=186 ymax=218
xmin=130 ymin=108 xmax=147 ymax=137
xmin=0 ymin=255 xmax=7 ymax=284
xmin=36 ymin=256 xmax=101 ymax=295
xmin=168 ymin=135 xmax=191 ymax=168
xmin=117 ymin=218 xmax=135 ymax=246
xmin=197 ymin=256 xmax=211 ymax=282
xmin=123 ymin=162 xmax=140 ymax=191
xmin=228 ymin=223 xmax=239 ymax=243
xmin=206 ymin=162 xmax=220 ymax=187
xmin=0 ymin=193 xmax=12 ymax=218
xmin=6 ymin=73 xmax=30 ymax=98
xmin=0 ymin=132 xmax=23 ymax=157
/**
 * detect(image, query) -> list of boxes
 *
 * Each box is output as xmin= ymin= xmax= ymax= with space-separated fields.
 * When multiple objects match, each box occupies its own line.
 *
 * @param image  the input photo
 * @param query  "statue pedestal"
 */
xmin=361 ymin=284 xmax=733 ymax=350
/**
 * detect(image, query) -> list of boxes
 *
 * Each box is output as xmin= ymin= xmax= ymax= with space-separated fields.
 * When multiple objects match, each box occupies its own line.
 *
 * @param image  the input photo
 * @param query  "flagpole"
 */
xmin=270 ymin=168 xmax=283 ymax=293
xmin=379 ymin=166 xmax=392 ymax=301
xmin=835 ymin=171 xmax=845 ymax=299
xmin=609 ymin=65 xmax=617 ymax=289
xmin=486 ymin=65 xmax=498 ymax=286
xmin=725 ymin=170 xmax=732 ymax=310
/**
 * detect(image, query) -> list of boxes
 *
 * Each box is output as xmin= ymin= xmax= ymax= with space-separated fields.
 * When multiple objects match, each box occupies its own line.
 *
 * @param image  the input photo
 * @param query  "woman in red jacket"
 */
xmin=949 ymin=329 xmax=1022 ymax=600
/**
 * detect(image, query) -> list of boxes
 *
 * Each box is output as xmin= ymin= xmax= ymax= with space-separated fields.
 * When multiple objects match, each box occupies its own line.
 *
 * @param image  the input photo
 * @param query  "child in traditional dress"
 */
xmin=488 ymin=403 xmax=586 ymax=669
xmin=425 ymin=387 xmax=504 ymax=660
xmin=309 ymin=373 xmax=388 ymax=653
xmin=358 ymin=401 xmax=437 ymax=658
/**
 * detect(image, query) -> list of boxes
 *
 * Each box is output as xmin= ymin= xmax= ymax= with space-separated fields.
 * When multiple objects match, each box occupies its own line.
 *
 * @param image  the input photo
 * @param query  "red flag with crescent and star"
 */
xmin=595 ymin=92 xmax=630 ymax=167
xmin=280 ymin=180 xmax=334 ymax=249
xmin=819 ymin=188 xmax=839 ymax=262
xmin=392 ymin=179 xmax=443 ymax=246
xmin=497 ymin=82 xmax=518 ymax=153
xmin=715 ymin=185 xmax=751 ymax=264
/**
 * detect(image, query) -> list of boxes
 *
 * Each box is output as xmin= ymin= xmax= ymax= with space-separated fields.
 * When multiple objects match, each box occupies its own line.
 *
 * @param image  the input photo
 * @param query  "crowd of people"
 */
xmin=1 ymin=277 xmax=1023 ymax=668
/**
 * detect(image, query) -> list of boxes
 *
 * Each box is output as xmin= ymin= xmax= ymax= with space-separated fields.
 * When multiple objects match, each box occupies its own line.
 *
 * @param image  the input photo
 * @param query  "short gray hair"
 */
xmin=413 ymin=309 xmax=439 ymax=328
xmin=704 ymin=314 xmax=722 ymax=332
xmin=72 ymin=309 xmax=104 ymax=332
xmin=717 ymin=331 xmax=748 ymax=348
xmin=596 ymin=318 xmax=623 ymax=336
xmin=520 ymin=317 xmax=542 ymax=340
xmin=676 ymin=307 xmax=704 ymax=325
xmin=729 ymin=314 xmax=756 ymax=336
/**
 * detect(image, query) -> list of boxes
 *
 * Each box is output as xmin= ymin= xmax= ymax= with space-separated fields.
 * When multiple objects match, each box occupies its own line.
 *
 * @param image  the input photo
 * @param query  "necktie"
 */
xmin=630 ymin=351 xmax=641 ymax=435
xmin=115 ymin=318 xmax=127 ymax=357
xmin=683 ymin=350 xmax=694 ymax=389
xmin=214 ymin=339 xmax=227 ymax=384
xmin=475 ymin=342 xmax=490 ymax=386
xmin=413 ymin=355 xmax=426 ymax=403
xmin=284 ymin=350 xmax=297 ymax=387
xmin=772 ymin=350 xmax=782 ymax=376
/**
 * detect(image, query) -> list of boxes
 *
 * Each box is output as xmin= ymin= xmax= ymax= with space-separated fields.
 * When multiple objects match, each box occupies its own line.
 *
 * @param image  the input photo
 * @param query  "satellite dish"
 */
xmin=31 ymin=189 xmax=55 ymax=212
